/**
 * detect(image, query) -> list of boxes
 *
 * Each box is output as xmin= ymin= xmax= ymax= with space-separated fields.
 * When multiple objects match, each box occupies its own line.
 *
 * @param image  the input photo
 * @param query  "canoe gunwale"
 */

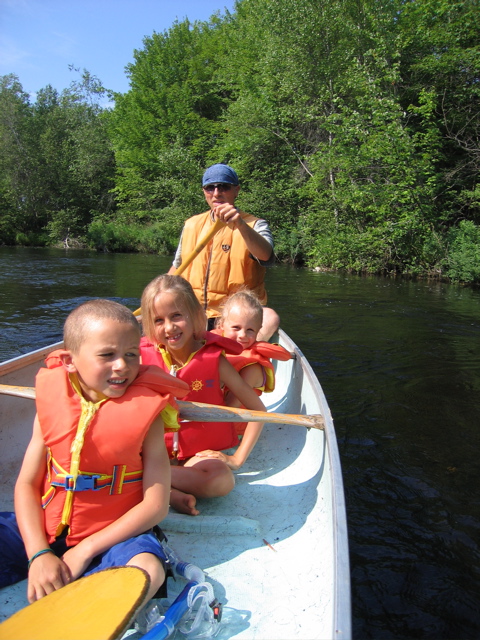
xmin=0 ymin=342 xmax=63 ymax=377
xmin=277 ymin=329 xmax=351 ymax=639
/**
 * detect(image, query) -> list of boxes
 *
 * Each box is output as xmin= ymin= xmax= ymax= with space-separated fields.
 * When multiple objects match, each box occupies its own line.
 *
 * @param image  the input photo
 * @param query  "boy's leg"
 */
xmin=82 ymin=531 xmax=168 ymax=602
xmin=127 ymin=553 xmax=166 ymax=602
xmin=258 ymin=306 xmax=280 ymax=342
xmin=0 ymin=512 xmax=29 ymax=588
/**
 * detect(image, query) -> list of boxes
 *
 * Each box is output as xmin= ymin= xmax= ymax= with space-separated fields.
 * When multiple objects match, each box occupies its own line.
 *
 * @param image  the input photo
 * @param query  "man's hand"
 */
xmin=212 ymin=204 xmax=243 ymax=230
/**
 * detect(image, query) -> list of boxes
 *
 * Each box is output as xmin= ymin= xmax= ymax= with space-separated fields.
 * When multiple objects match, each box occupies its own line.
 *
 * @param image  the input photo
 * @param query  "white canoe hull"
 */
xmin=0 ymin=330 xmax=351 ymax=639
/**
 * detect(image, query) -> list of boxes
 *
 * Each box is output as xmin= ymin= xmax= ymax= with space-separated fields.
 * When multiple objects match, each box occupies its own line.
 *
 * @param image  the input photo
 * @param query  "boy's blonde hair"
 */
xmin=216 ymin=289 xmax=263 ymax=328
xmin=141 ymin=274 xmax=207 ymax=344
xmin=64 ymin=299 xmax=140 ymax=354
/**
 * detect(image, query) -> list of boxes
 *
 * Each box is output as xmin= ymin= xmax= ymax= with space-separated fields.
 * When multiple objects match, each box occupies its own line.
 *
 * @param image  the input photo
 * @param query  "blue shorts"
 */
xmin=82 ymin=530 xmax=168 ymax=577
xmin=0 ymin=512 xmax=167 ymax=591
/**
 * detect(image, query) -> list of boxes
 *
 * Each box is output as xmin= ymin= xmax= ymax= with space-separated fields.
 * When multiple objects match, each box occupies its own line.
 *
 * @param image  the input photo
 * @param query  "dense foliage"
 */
xmin=1 ymin=0 xmax=479 ymax=282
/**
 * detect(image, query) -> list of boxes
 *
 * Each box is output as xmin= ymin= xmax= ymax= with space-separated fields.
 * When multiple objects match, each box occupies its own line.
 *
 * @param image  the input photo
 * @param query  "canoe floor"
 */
xmin=0 ymin=339 xmax=340 ymax=640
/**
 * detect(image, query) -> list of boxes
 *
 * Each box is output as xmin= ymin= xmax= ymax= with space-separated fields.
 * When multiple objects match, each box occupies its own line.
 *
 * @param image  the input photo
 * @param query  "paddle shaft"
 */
xmin=0 ymin=384 xmax=325 ymax=430
xmin=174 ymin=218 xmax=225 ymax=277
xmin=133 ymin=218 xmax=225 ymax=316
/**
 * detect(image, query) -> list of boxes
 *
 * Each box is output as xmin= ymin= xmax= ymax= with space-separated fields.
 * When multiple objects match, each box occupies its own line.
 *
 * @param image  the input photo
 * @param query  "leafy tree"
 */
xmin=0 ymin=74 xmax=40 ymax=242
xmin=108 ymin=15 xmax=234 ymax=225
xmin=0 ymin=71 xmax=115 ymax=245
xmin=399 ymin=0 xmax=480 ymax=224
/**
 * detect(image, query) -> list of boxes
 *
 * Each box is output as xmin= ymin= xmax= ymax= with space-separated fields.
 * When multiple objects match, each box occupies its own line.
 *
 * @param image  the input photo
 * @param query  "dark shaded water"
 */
xmin=1 ymin=247 xmax=480 ymax=638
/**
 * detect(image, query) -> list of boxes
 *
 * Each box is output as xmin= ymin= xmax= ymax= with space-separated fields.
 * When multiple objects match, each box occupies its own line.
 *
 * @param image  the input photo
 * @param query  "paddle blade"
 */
xmin=0 ymin=567 xmax=149 ymax=640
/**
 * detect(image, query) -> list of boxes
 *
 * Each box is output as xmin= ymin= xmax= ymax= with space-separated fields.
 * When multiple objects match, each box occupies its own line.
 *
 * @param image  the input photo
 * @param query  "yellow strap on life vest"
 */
xmin=56 ymin=374 xmax=107 ymax=536
xmin=160 ymin=403 xmax=181 ymax=433
xmin=157 ymin=343 xmax=200 ymax=371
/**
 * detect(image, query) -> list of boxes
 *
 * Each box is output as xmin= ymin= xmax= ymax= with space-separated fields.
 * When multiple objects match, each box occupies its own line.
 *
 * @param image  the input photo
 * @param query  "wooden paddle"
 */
xmin=133 ymin=218 xmax=225 ymax=316
xmin=174 ymin=217 xmax=225 ymax=277
xmin=0 ymin=384 xmax=325 ymax=430
xmin=0 ymin=566 xmax=149 ymax=640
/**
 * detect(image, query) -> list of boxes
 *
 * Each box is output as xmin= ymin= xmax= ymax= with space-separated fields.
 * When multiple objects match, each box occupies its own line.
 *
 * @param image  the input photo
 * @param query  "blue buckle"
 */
xmin=65 ymin=475 xmax=101 ymax=491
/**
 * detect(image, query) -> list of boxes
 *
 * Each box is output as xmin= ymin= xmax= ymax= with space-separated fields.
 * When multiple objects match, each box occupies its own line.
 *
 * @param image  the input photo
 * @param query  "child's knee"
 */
xmin=203 ymin=462 xmax=235 ymax=496
xmin=127 ymin=553 xmax=165 ymax=598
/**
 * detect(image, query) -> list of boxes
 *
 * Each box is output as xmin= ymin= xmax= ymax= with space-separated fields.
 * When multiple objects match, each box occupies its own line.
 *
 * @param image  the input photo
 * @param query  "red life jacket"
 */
xmin=140 ymin=333 xmax=242 ymax=459
xmin=37 ymin=352 xmax=189 ymax=546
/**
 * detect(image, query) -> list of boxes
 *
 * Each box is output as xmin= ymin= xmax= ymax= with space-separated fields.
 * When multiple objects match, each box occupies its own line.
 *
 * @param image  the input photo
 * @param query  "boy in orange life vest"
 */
xmin=213 ymin=290 xmax=292 ymax=434
xmin=168 ymin=163 xmax=280 ymax=341
xmin=9 ymin=300 xmax=189 ymax=605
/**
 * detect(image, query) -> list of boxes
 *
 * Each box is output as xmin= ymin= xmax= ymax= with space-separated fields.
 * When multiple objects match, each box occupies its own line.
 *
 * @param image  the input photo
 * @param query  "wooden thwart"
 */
xmin=0 ymin=384 xmax=35 ymax=399
xmin=0 ymin=567 xmax=149 ymax=640
xmin=0 ymin=384 xmax=325 ymax=430
xmin=177 ymin=400 xmax=325 ymax=430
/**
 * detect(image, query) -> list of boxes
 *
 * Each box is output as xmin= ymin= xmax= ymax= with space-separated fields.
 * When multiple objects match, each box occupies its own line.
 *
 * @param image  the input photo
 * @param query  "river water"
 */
xmin=1 ymin=246 xmax=479 ymax=638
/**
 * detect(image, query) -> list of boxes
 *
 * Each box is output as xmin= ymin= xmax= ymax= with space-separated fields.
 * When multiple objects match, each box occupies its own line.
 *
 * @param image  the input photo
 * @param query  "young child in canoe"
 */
xmin=0 ymin=299 xmax=189 ymax=605
xmin=140 ymin=275 xmax=267 ymax=517
xmin=212 ymin=290 xmax=292 ymax=434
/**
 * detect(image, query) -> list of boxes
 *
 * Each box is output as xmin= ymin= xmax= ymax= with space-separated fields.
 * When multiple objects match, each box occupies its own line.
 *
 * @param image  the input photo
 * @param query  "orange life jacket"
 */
xmin=180 ymin=211 xmax=267 ymax=319
xmin=37 ymin=352 xmax=189 ymax=546
xmin=223 ymin=341 xmax=292 ymax=394
xmin=210 ymin=335 xmax=292 ymax=435
xmin=140 ymin=333 xmax=242 ymax=459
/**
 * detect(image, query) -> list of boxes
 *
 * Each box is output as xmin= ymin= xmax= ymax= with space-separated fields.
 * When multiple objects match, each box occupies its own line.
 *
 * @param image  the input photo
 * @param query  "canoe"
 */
xmin=0 ymin=329 xmax=351 ymax=639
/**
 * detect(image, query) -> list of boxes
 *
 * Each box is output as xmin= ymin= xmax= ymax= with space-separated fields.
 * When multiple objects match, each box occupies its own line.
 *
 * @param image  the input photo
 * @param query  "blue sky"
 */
xmin=0 ymin=0 xmax=236 ymax=99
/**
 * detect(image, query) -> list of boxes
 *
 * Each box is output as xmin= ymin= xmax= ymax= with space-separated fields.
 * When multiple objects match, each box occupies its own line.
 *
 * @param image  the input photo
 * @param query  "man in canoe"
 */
xmin=0 ymin=300 xmax=189 ymax=604
xmin=169 ymin=163 xmax=280 ymax=341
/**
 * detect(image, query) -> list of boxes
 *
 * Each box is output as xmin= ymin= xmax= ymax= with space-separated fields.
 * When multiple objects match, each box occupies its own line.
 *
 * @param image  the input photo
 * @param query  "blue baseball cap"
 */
xmin=202 ymin=164 xmax=239 ymax=187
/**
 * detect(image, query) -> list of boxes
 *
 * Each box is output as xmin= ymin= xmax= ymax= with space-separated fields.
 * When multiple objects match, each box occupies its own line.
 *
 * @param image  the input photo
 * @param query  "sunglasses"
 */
xmin=203 ymin=183 xmax=234 ymax=193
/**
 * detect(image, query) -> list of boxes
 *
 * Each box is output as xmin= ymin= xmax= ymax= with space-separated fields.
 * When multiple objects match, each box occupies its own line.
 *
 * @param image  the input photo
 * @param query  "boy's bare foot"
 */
xmin=170 ymin=488 xmax=200 ymax=516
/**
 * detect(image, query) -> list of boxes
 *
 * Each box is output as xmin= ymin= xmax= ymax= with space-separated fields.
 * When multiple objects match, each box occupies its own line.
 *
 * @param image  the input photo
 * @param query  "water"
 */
xmin=0 ymin=247 xmax=168 ymax=360
xmin=1 ymin=246 xmax=480 ymax=638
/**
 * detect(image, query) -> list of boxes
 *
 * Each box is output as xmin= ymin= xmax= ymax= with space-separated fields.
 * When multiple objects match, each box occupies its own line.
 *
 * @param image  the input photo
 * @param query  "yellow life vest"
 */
xmin=180 ymin=211 xmax=267 ymax=318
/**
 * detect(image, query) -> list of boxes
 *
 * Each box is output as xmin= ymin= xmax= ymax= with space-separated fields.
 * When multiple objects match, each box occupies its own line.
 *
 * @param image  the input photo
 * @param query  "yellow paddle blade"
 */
xmin=0 ymin=566 xmax=149 ymax=640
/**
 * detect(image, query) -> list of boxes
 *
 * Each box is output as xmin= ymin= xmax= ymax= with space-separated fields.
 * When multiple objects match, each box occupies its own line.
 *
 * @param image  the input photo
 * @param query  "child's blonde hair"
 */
xmin=216 ymin=289 xmax=263 ymax=329
xmin=64 ymin=299 xmax=140 ymax=354
xmin=141 ymin=274 xmax=207 ymax=344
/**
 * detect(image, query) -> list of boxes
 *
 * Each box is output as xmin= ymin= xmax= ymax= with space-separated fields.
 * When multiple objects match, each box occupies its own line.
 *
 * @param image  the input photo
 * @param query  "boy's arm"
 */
xmin=195 ymin=357 xmax=266 ymax=470
xmin=62 ymin=415 xmax=170 ymax=580
xmin=15 ymin=415 xmax=72 ymax=602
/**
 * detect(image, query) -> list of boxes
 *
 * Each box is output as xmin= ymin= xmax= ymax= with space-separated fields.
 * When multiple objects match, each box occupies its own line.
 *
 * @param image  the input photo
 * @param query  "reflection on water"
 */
xmin=0 ymin=247 xmax=172 ymax=360
xmin=267 ymin=267 xmax=480 ymax=639
xmin=1 ymin=247 xmax=480 ymax=638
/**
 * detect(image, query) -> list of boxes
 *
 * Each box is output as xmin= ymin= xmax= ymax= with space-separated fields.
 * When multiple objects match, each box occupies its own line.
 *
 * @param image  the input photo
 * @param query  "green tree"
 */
xmin=399 ymin=0 xmax=480 ymax=224
xmin=0 ymin=74 xmax=40 ymax=242
xmin=0 ymin=71 xmax=115 ymax=245
xmin=108 ymin=15 xmax=234 ymax=227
